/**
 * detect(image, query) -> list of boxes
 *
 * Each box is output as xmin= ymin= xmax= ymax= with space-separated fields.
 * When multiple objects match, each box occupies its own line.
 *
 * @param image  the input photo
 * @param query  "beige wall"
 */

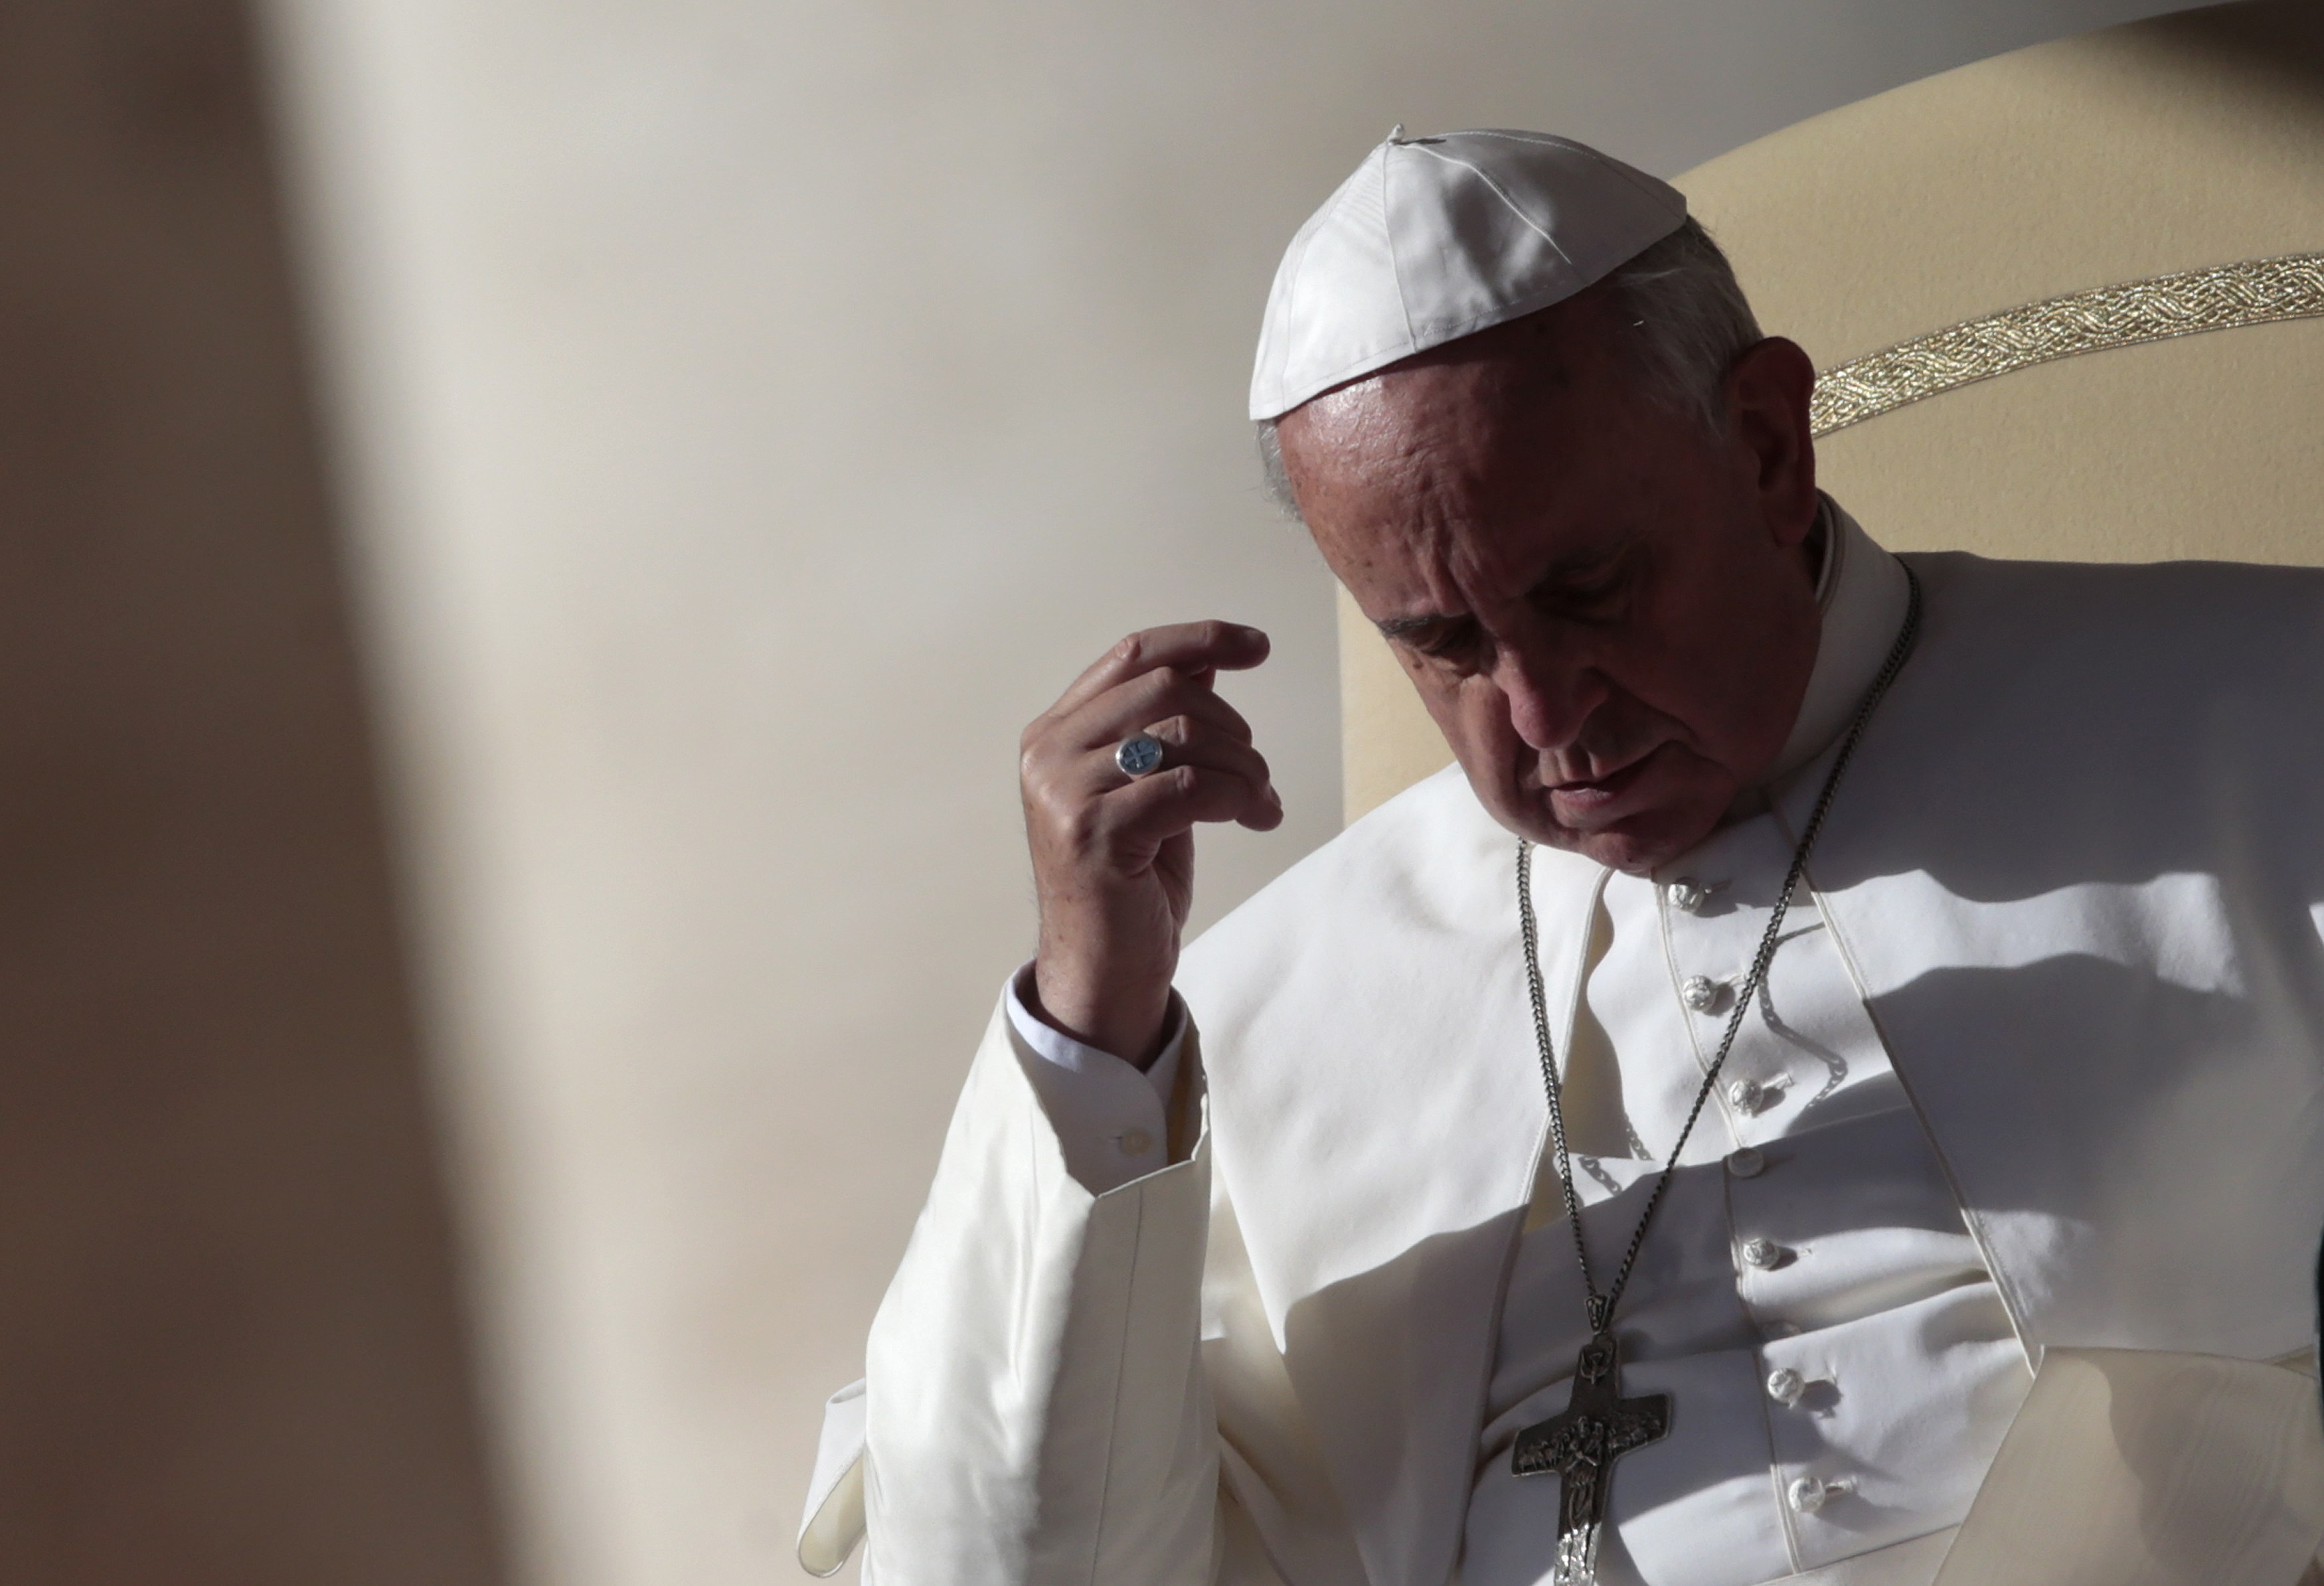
xmin=251 ymin=3 xmax=2210 ymax=1583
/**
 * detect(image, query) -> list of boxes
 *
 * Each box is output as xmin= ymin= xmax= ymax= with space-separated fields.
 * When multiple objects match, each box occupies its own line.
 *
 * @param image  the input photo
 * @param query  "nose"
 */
xmin=1492 ymin=641 xmax=1608 ymax=753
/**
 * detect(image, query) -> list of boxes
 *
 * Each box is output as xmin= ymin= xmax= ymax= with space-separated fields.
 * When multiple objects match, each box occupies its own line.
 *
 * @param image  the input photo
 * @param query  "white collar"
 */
xmin=1758 ymin=496 xmax=1912 ymax=789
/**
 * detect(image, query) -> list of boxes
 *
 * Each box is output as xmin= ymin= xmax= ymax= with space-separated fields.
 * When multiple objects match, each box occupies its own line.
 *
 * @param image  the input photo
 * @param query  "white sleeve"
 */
xmin=1006 ymin=963 xmax=1189 ymax=1195
xmin=834 ymin=994 xmax=1220 ymax=1585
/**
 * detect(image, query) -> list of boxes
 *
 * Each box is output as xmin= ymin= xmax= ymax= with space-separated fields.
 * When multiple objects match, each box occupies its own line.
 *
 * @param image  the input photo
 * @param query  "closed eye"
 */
xmin=1379 ymin=613 xmax=1491 ymax=673
xmin=1410 ymin=621 xmax=1477 ymax=659
xmin=1533 ymin=544 xmax=1642 ymax=624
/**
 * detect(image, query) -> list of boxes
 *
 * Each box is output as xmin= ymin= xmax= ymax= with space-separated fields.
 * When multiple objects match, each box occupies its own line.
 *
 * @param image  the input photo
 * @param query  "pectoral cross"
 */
xmin=1511 ymin=1332 xmax=1669 ymax=1586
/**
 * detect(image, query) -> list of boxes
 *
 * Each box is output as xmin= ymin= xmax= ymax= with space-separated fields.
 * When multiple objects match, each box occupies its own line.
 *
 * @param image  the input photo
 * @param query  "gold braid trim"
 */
xmin=1809 ymin=252 xmax=2324 ymax=437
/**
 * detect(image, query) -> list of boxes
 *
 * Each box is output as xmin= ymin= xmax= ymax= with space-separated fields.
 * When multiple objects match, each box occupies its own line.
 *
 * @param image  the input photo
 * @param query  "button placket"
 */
xmin=1657 ymin=815 xmax=1802 ymax=1149
xmin=1724 ymin=1143 xmax=1805 ymax=1346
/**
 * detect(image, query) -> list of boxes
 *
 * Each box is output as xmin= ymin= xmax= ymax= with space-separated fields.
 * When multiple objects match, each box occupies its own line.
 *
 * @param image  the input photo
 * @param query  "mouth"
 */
xmin=1540 ymin=746 xmax=1666 ymax=825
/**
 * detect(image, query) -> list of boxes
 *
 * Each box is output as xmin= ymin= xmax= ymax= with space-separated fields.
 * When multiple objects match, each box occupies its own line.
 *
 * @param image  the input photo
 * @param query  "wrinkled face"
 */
xmin=1276 ymin=291 xmax=1824 ymax=874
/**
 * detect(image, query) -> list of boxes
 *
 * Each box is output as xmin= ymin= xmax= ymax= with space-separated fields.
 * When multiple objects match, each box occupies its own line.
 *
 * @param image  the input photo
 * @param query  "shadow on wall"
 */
xmin=2156 ymin=0 xmax=2324 ymax=96
xmin=0 ymin=5 xmax=507 ymax=1582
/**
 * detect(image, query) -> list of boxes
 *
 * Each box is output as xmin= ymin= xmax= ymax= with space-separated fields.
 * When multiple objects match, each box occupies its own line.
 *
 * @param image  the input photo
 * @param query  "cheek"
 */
xmin=1403 ymin=663 xmax=1526 ymax=774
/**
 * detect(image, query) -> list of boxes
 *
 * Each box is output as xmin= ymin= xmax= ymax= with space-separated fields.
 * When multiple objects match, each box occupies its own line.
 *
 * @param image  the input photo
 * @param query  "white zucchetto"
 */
xmin=1249 ymin=128 xmax=1687 ymax=420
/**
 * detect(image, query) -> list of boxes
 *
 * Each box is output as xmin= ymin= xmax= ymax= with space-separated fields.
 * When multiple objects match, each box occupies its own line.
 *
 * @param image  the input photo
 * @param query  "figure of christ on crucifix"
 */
xmin=1512 ymin=1332 xmax=1673 ymax=1586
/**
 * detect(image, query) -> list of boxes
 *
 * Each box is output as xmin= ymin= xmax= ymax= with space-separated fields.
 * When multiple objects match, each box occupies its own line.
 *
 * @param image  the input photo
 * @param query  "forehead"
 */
xmin=1278 ymin=289 xmax=1643 ymax=485
xmin=1277 ymin=301 xmax=1649 ymax=567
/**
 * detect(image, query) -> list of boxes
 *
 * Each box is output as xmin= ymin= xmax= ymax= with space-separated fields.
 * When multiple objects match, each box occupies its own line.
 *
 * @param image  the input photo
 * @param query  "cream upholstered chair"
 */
xmin=1340 ymin=0 xmax=2324 ymax=823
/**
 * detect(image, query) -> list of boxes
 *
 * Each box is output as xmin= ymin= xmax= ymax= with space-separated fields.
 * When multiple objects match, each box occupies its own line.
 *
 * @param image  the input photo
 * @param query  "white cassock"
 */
xmin=799 ymin=504 xmax=2324 ymax=1585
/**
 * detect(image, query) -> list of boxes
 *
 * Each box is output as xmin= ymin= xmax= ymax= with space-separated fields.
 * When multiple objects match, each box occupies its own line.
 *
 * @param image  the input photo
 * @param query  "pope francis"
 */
xmin=797 ymin=130 xmax=2324 ymax=1585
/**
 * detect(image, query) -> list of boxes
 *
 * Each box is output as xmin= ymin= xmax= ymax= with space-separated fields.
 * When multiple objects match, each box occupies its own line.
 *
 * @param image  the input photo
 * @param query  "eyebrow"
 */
xmin=1372 ymin=537 xmax=1639 ymax=641
xmin=1376 ymin=612 xmax=1457 ymax=639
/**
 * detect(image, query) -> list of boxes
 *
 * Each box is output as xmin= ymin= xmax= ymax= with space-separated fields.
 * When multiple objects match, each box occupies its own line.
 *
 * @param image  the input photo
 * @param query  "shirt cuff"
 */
xmin=1005 ymin=964 xmax=1187 ymax=1195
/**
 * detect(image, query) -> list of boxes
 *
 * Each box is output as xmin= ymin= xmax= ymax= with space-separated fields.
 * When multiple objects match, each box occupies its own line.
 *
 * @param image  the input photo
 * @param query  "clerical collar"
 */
xmin=1758 ymin=495 xmax=1913 ymax=790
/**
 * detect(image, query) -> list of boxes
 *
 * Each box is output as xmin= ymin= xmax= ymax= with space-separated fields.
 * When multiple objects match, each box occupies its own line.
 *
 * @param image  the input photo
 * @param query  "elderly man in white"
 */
xmin=797 ymin=131 xmax=2324 ymax=1585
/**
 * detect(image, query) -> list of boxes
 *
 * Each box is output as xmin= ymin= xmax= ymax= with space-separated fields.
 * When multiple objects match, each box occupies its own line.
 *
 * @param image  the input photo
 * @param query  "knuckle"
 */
xmin=1019 ymin=759 xmax=1076 ymax=814
xmin=1018 ymin=733 xmax=1056 ymax=782
xmin=1056 ymin=803 xmax=1103 ymax=851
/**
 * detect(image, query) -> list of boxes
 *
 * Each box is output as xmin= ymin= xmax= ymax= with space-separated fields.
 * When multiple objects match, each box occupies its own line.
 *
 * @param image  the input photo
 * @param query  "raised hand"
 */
xmin=1020 ymin=621 xmax=1280 ymax=1064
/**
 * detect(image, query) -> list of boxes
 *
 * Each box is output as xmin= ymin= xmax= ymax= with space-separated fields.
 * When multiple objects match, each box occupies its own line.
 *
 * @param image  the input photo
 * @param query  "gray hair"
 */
xmin=1256 ymin=215 xmax=1762 ymax=518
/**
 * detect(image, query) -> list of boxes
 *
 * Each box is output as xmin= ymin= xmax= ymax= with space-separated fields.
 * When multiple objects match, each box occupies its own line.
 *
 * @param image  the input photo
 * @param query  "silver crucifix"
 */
xmin=1511 ymin=1332 xmax=1669 ymax=1586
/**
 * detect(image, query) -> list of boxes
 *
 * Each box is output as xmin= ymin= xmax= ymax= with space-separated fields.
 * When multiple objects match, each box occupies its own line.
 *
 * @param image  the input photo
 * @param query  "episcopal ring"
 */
xmin=1115 ymin=735 xmax=1166 ymax=778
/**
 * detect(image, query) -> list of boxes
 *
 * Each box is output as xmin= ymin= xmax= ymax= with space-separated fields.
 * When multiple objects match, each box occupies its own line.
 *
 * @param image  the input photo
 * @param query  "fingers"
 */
xmin=1052 ymin=620 xmax=1270 ymax=718
xmin=1059 ymin=664 xmax=1257 ymax=753
xmin=1025 ymin=709 xmax=1281 ymax=852
xmin=1020 ymin=619 xmax=1281 ymax=884
xmin=1106 ymin=718 xmax=1282 ymax=833
xmin=1106 ymin=761 xmax=1284 ymax=841
xmin=1117 ymin=716 xmax=1282 ymax=829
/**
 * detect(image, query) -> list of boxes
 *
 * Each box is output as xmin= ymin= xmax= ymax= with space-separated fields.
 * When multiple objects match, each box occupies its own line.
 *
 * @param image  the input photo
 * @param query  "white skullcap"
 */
xmin=1249 ymin=128 xmax=1687 ymax=420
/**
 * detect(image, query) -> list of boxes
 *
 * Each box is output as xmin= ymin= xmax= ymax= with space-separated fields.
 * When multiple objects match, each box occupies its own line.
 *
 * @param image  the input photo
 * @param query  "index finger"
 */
xmin=1052 ymin=620 xmax=1271 ymax=716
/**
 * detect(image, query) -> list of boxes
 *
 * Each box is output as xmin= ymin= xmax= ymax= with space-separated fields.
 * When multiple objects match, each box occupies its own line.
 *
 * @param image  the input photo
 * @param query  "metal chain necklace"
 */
xmin=1508 ymin=566 xmax=1923 ymax=1586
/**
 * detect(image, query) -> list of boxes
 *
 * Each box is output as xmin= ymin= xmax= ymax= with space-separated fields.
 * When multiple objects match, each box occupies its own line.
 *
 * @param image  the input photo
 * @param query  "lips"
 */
xmin=1542 ymin=746 xmax=1665 ymax=825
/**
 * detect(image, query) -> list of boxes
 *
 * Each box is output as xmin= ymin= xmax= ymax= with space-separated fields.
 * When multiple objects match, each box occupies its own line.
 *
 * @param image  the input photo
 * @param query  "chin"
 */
xmin=1566 ymin=823 xmax=1701 ymax=876
xmin=1500 ymin=783 xmax=1730 ymax=876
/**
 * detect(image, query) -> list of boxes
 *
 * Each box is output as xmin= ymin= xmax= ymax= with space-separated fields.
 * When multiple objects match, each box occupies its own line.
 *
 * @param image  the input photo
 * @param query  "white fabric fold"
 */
xmin=1776 ymin=1528 xmax=1957 ymax=1586
xmin=1930 ymin=1348 xmax=2324 ymax=1586
xmin=797 ymin=1378 xmax=867 ymax=1577
xmin=851 ymin=997 xmax=1222 ymax=1584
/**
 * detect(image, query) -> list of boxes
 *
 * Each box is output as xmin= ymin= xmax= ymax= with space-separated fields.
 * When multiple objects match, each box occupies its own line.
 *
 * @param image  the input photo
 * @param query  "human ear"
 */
xmin=1724 ymin=337 xmax=1819 ymax=548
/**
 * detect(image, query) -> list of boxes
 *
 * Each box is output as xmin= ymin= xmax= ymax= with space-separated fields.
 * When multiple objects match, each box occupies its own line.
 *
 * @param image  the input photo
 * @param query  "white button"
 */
xmin=1741 ymin=1236 xmax=1781 ymax=1269
xmin=1726 ymin=1077 xmax=1765 ymax=1113
xmin=1765 ymin=1367 xmax=1805 ymax=1405
xmin=1788 ymin=1476 xmax=1830 ymax=1515
xmin=1726 ymin=1146 xmax=1765 ymax=1178
xmin=1681 ymin=975 xmax=1723 ymax=1012
xmin=1118 ymin=1128 xmax=1153 ymax=1155
xmin=1667 ymin=878 xmax=1708 ymax=913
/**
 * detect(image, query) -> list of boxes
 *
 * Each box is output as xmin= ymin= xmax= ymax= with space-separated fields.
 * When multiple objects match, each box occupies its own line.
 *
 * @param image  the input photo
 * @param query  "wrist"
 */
xmin=1028 ymin=954 xmax=1175 ymax=1067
